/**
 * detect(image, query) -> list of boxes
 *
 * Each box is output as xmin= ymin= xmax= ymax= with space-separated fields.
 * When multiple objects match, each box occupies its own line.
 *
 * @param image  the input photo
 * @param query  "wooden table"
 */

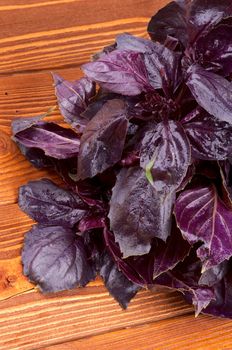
xmin=0 ymin=0 xmax=231 ymax=349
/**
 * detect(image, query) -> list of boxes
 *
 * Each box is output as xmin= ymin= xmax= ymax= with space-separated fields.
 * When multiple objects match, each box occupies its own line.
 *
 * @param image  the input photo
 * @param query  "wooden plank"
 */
xmin=0 ymin=204 xmax=33 ymax=260
xmin=0 ymin=68 xmax=79 ymax=127
xmin=0 ymin=287 xmax=192 ymax=350
xmin=45 ymin=314 xmax=232 ymax=350
xmin=0 ymin=0 xmax=169 ymax=75
xmin=0 ymin=204 xmax=35 ymax=299
xmin=1 ymin=1 xmax=231 ymax=349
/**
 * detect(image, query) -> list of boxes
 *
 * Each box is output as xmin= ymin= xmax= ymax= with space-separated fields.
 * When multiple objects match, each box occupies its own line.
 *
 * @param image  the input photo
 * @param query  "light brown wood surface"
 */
xmin=0 ymin=0 xmax=231 ymax=349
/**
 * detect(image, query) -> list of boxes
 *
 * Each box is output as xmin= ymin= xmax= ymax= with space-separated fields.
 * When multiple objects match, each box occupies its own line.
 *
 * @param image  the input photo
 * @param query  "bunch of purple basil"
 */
xmin=12 ymin=0 xmax=232 ymax=318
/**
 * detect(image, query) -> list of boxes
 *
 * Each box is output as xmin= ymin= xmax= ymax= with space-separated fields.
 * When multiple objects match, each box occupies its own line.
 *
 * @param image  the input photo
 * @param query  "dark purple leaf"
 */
xmin=153 ymin=224 xmax=191 ymax=279
xmin=116 ymin=35 xmax=163 ymax=91
xmin=175 ymin=185 xmax=232 ymax=270
xmin=108 ymin=167 xmax=174 ymax=258
xmin=183 ymin=109 xmax=232 ymax=160
xmin=13 ymin=120 xmax=80 ymax=159
xmin=81 ymin=230 xmax=104 ymax=272
xmin=140 ymin=120 xmax=191 ymax=193
xmin=22 ymin=224 xmax=96 ymax=293
xmin=81 ymin=92 xmax=119 ymax=120
xmin=203 ymin=268 xmax=232 ymax=318
xmin=186 ymin=64 xmax=232 ymax=125
xmin=181 ymin=108 xmax=200 ymax=124
xmin=164 ymin=35 xmax=180 ymax=51
xmin=120 ymin=123 xmax=152 ymax=167
xmin=75 ymin=179 xmax=102 ymax=198
xmin=116 ymin=34 xmax=156 ymax=53
xmin=99 ymin=251 xmax=140 ymax=309
xmin=196 ymin=24 xmax=232 ymax=76
xmin=199 ymin=261 xmax=228 ymax=287
xmin=130 ymin=92 xmax=178 ymax=122
xmin=219 ymin=160 xmax=232 ymax=209
xmin=52 ymin=157 xmax=79 ymax=187
xmin=16 ymin=144 xmax=53 ymax=169
xmin=12 ymin=115 xmax=44 ymax=134
xmin=75 ymin=179 xmax=106 ymax=207
xmin=15 ymin=143 xmax=84 ymax=191
xmin=177 ymin=163 xmax=195 ymax=192
xmin=147 ymin=1 xmax=188 ymax=48
xmin=12 ymin=106 xmax=57 ymax=135
xmin=78 ymin=214 xmax=105 ymax=232
xmin=156 ymin=252 xmax=215 ymax=316
xmin=104 ymin=224 xmax=190 ymax=286
xmin=148 ymin=0 xmax=232 ymax=51
xmin=120 ymin=151 xmax=139 ymax=167
xmin=13 ymin=133 xmax=79 ymax=185
xmin=53 ymin=73 xmax=96 ymax=132
xmin=82 ymin=50 xmax=152 ymax=96
xmin=19 ymin=179 xmax=87 ymax=227
xmin=144 ymin=47 xmax=181 ymax=95
xmin=81 ymin=230 xmax=140 ymax=308
xmin=189 ymin=0 xmax=232 ymax=45
xmin=136 ymin=224 xmax=189 ymax=284
xmin=156 ymin=270 xmax=215 ymax=316
xmin=195 ymin=159 xmax=220 ymax=180
xmin=116 ymin=34 xmax=181 ymax=93
xmin=77 ymin=99 xmax=128 ymax=179
xmin=197 ymin=160 xmax=232 ymax=209
xmin=104 ymin=228 xmax=153 ymax=286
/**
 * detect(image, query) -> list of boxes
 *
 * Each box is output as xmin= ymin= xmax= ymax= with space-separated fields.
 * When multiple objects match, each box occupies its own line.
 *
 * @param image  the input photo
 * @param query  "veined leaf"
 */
xmin=175 ymin=185 xmax=232 ymax=270
xmin=140 ymin=120 xmax=191 ymax=193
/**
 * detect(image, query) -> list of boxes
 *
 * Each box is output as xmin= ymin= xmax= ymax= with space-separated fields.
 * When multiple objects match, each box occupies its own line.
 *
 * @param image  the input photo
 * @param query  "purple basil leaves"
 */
xmin=12 ymin=117 xmax=80 ymax=159
xmin=22 ymin=225 xmax=96 ymax=293
xmin=53 ymin=73 xmax=96 ymax=132
xmin=175 ymin=186 xmax=232 ymax=270
xmin=19 ymin=179 xmax=88 ymax=228
xmin=99 ymin=252 xmax=140 ymax=308
xmin=183 ymin=109 xmax=232 ymax=160
xmin=156 ymin=253 xmax=216 ymax=316
xmin=77 ymin=99 xmax=129 ymax=179
xmin=195 ymin=23 xmax=232 ymax=76
xmin=203 ymin=268 xmax=232 ymax=318
xmin=104 ymin=224 xmax=190 ymax=286
xmin=108 ymin=167 xmax=175 ymax=257
xmin=148 ymin=0 xmax=232 ymax=49
xmin=148 ymin=1 xmax=188 ymax=48
xmin=140 ymin=120 xmax=191 ymax=192
xmin=116 ymin=34 xmax=182 ymax=94
xmin=186 ymin=64 xmax=232 ymax=125
xmin=12 ymin=1 xmax=232 ymax=318
xmin=82 ymin=50 xmax=153 ymax=96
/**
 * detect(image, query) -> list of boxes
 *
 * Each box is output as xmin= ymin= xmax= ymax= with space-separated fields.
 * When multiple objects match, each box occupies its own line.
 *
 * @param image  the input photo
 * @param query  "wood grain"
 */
xmin=0 ymin=204 xmax=32 ymax=260
xmin=0 ymin=0 xmax=231 ymax=349
xmin=45 ymin=314 xmax=232 ymax=350
xmin=0 ymin=287 xmax=193 ymax=350
xmin=0 ymin=0 xmax=169 ymax=75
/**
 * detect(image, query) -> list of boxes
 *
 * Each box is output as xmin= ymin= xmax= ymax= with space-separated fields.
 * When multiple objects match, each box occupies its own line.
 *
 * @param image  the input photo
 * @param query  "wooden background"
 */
xmin=0 ymin=0 xmax=231 ymax=349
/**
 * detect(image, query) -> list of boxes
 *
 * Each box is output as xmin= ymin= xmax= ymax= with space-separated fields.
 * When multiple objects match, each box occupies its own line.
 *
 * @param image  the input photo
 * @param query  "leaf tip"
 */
xmin=52 ymin=72 xmax=63 ymax=86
